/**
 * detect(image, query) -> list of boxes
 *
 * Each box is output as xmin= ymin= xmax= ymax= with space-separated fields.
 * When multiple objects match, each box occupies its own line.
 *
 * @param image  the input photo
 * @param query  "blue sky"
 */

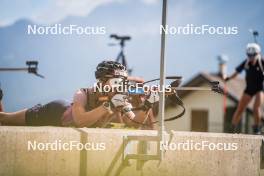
xmin=0 ymin=0 xmax=264 ymax=111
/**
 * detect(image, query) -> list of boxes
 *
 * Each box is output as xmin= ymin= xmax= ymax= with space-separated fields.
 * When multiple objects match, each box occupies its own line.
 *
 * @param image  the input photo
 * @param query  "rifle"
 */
xmin=95 ymin=76 xmax=221 ymax=125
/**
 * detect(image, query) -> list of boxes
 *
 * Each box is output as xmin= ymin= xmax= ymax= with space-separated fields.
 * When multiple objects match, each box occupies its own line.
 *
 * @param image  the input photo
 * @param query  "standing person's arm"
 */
xmin=225 ymin=72 xmax=239 ymax=81
xmin=225 ymin=60 xmax=246 ymax=81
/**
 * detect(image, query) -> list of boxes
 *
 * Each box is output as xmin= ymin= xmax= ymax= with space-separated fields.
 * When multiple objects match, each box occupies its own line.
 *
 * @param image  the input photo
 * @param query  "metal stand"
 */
xmin=120 ymin=1 xmax=168 ymax=170
xmin=122 ymin=135 xmax=161 ymax=170
xmin=158 ymin=0 xmax=167 ymax=160
xmin=109 ymin=34 xmax=133 ymax=75
xmin=116 ymin=0 xmax=167 ymax=170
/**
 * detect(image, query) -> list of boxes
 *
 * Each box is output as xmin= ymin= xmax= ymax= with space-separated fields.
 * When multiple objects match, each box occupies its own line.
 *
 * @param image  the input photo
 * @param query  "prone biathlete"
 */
xmin=0 ymin=60 xmax=158 ymax=129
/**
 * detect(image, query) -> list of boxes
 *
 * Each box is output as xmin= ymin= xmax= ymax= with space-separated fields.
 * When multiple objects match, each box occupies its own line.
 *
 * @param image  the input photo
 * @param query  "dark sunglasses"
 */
xmin=247 ymin=53 xmax=257 ymax=57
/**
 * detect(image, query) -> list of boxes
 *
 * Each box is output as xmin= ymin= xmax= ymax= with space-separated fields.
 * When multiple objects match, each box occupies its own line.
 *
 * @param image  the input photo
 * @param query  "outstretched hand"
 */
xmin=224 ymin=77 xmax=230 ymax=82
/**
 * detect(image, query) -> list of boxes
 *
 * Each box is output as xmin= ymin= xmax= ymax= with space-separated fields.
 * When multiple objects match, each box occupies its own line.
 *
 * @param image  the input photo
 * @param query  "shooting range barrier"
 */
xmin=0 ymin=126 xmax=264 ymax=176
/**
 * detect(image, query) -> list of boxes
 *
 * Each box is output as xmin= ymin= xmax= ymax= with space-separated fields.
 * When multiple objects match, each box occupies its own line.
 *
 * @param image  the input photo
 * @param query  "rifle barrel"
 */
xmin=172 ymin=87 xmax=212 ymax=91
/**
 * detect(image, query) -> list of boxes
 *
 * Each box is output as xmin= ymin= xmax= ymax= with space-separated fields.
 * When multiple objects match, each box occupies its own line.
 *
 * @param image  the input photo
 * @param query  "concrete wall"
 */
xmin=0 ymin=126 xmax=263 ymax=176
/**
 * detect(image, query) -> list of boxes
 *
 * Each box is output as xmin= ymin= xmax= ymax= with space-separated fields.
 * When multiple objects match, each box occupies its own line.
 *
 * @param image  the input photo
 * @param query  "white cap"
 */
xmin=246 ymin=43 xmax=261 ymax=55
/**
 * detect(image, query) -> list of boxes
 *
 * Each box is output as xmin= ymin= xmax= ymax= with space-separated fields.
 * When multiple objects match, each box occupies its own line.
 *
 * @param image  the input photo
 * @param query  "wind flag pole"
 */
xmin=249 ymin=29 xmax=259 ymax=43
xmin=158 ymin=0 xmax=167 ymax=159
xmin=0 ymin=61 xmax=45 ymax=78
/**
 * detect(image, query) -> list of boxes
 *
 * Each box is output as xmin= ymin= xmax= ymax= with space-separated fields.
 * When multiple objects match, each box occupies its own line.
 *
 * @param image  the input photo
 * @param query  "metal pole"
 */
xmin=158 ymin=0 xmax=167 ymax=158
xmin=253 ymin=30 xmax=259 ymax=43
xmin=0 ymin=61 xmax=45 ymax=78
xmin=0 ymin=68 xmax=28 ymax=72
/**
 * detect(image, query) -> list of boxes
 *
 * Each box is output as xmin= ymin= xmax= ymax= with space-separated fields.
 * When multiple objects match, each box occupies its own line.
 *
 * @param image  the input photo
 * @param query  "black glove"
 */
xmin=224 ymin=77 xmax=230 ymax=82
xmin=0 ymin=88 xmax=3 ymax=101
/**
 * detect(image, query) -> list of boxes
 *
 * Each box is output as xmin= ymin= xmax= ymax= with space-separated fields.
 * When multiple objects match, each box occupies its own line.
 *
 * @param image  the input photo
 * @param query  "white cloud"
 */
xmin=0 ymin=0 xmax=159 ymax=27
xmin=0 ymin=0 xmax=125 ymax=26
xmin=45 ymin=0 xmax=199 ymax=26
xmin=32 ymin=0 xmax=124 ymax=24
xmin=141 ymin=0 xmax=158 ymax=5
